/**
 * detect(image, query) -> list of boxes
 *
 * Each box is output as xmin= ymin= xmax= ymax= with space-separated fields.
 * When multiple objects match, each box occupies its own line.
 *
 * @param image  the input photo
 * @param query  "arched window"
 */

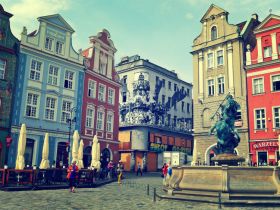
xmin=211 ymin=26 xmax=217 ymax=40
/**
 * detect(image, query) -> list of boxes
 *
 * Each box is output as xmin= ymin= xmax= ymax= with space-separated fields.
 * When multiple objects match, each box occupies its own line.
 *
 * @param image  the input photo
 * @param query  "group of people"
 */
xmin=161 ymin=162 xmax=172 ymax=183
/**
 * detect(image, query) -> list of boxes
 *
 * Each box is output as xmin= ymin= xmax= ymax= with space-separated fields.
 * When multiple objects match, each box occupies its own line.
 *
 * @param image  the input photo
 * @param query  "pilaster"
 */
xmin=227 ymin=42 xmax=234 ymax=96
xmin=257 ymin=37 xmax=263 ymax=63
xmin=271 ymin=33 xmax=278 ymax=60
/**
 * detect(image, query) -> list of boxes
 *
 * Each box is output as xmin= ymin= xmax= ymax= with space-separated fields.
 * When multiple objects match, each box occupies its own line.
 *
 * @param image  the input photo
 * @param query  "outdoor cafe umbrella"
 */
xmin=15 ymin=124 xmax=27 ymax=170
xmin=71 ymin=130 xmax=79 ymax=163
xmin=39 ymin=133 xmax=50 ymax=169
xmin=77 ymin=139 xmax=84 ymax=169
xmin=91 ymin=135 xmax=101 ymax=170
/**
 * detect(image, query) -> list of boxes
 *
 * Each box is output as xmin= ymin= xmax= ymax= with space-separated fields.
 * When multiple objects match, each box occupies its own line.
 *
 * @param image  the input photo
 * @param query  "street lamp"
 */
xmin=67 ymin=107 xmax=77 ymax=165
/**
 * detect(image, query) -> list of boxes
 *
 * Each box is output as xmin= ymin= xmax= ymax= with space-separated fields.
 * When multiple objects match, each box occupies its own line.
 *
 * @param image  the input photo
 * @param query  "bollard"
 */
xmin=218 ymin=192 xmax=222 ymax=209
xmin=147 ymin=184 xmax=149 ymax=195
xmin=153 ymin=188 xmax=156 ymax=202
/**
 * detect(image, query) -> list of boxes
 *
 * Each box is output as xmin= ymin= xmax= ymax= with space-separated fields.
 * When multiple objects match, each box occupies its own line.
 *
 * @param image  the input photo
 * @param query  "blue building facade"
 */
xmin=9 ymin=14 xmax=84 ymax=168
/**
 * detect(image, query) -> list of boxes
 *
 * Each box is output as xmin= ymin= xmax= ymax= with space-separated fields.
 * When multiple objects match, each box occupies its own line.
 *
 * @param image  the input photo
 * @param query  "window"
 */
xmin=272 ymin=75 xmax=280 ymax=91
xmin=218 ymin=77 xmax=225 ymax=94
xmin=56 ymin=41 xmax=63 ymax=54
xmin=187 ymin=103 xmax=190 ymax=113
xmin=264 ymin=46 xmax=272 ymax=58
xmin=217 ymin=50 xmax=223 ymax=65
xmin=255 ymin=109 xmax=266 ymax=129
xmin=108 ymin=88 xmax=115 ymax=105
xmin=86 ymin=107 xmax=95 ymax=128
xmin=162 ymin=95 xmax=165 ymax=104
xmin=168 ymin=81 xmax=171 ymax=90
xmin=45 ymin=37 xmax=53 ymax=50
xmin=253 ymin=78 xmax=264 ymax=94
xmin=88 ymin=80 xmax=96 ymax=98
xmin=162 ymin=79 xmax=165 ymax=88
xmin=30 ymin=60 xmax=42 ymax=81
xmin=123 ymin=75 xmax=127 ymax=84
xmin=45 ymin=97 xmax=56 ymax=120
xmin=181 ymin=101 xmax=185 ymax=112
xmin=207 ymin=53 xmax=213 ymax=68
xmin=64 ymin=70 xmax=74 ymax=89
xmin=174 ymin=84 xmax=177 ymax=91
xmin=274 ymin=107 xmax=280 ymax=128
xmin=106 ymin=112 xmax=114 ymax=132
xmin=26 ymin=93 xmax=39 ymax=118
xmin=167 ymin=114 xmax=171 ymax=126
xmin=155 ymin=136 xmax=162 ymax=144
xmin=211 ymin=26 xmax=217 ymax=40
xmin=0 ymin=59 xmax=6 ymax=79
xmin=99 ymin=62 xmax=106 ymax=75
xmin=61 ymin=100 xmax=72 ymax=123
xmin=96 ymin=110 xmax=104 ymax=130
xmin=48 ymin=65 xmax=59 ymax=86
xmin=235 ymin=104 xmax=242 ymax=120
xmin=98 ymin=84 xmax=106 ymax=102
xmin=208 ymin=79 xmax=215 ymax=96
xmin=122 ymin=92 xmax=127 ymax=103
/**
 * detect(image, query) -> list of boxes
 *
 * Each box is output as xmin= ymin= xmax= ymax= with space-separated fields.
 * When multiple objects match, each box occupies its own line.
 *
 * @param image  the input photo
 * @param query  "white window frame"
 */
xmin=86 ymin=106 xmax=95 ymax=128
xmin=0 ymin=59 xmax=6 ymax=80
xmin=96 ymin=109 xmax=105 ymax=130
xmin=264 ymin=46 xmax=272 ymax=58
xmin=64 ymin=70 xmax=74 ymax=90
xmin=207 ymin=53 xmax=214 ymax=68
xmin=253 ymin=77 xmax=264 ymax=94
xmin=106 ymin=112 xmax=114 ymax=132
xmin=217 ymin=76 xmax=225 ymax=94
xmin=47 ymin=64 xmax=59 ymax=86
xmin=44 ymin=96 xmax=57 ymax=121
xmin=108 ymin=88 xmax=115 ymax=105
xmin=98 ymin=83 xmax=106 ymax=102
xmin=254 ymin=108 xmax=266 ymax=130
xmin=45 ymin=37 xmax=53 ymax=51
xmin=25 ymin=92 xmax=40 ymax=118
xmin=56 ymin=41 xmax=63 ymax=54
xmin=271 ymin=74 xmax=280 ymax=92
xmin=217 ymin=50 xmax=224 ymax=66
xmin=30 ymin=59 xmax=42 ymax=81
xmin=208 ymin=79 xmax=215 ymax=96
xmin=273 ymin=106 xmax=280 ymax=129
xmin=88 ymin=79 xmax=97 ymax=98
xmin=61 ymin=100 xmax=72 ymax=123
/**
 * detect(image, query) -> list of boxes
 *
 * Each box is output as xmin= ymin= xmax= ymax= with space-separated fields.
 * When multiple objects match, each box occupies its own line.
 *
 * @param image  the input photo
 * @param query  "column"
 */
xmin=227 ymin=42 xmax=234 ymax=96
xmin=203 ymin=22 xmax=207 ymax=42
xmin=93 ymin=45 xmax=100 ymax=72
xmin=246 ymin=44 xmax=251 ymax=65
xmin=257 ymin=37 xmax=263 ymax=63
xmin=271 ymin=33 xmax=278 ymax=60
xmin=198 ymin=52 xmax=204 ymax=100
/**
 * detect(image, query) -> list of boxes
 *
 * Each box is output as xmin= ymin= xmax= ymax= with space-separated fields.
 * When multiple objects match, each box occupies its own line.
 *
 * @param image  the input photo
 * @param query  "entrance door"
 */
xmin=56 ymin=142 xmax=68 ymax=167
xmin=24 ymin=139 xmax=35 ymax=167
xmin=83 ymin=146 xmax=92 ymax=168
xmin=101 ymin=148 xmax=110 ymax=169
xmin=257 ymin=151 xmax=268 ymax=166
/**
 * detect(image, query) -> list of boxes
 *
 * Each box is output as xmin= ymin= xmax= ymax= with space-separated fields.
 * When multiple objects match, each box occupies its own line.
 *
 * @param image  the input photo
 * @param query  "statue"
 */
xmin=209 ymin=94 xmax=244 ymax=165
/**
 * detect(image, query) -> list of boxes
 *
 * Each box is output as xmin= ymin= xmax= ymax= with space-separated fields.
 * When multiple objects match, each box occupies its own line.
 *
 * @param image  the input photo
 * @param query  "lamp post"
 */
xmin=67 ymin=107 xmax=77 ymax=166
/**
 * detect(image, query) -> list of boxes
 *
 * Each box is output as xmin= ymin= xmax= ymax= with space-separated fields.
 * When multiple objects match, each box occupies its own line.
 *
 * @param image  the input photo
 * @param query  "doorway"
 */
xmin=56 ymin=142 xmax=68 ymax=167
xmin=24 ymin=139 xmax=35 ymax=167
xmin=257 ymin=151 xmax=268 ymax=166
xmin=101 ymin=148 xmax=111 ymax=169
xmin=83 ymin=146 xmax=92 ymax=168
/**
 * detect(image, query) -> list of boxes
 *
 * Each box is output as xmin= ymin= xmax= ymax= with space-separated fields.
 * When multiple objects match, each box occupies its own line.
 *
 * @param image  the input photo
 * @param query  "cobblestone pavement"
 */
xmin=0 ymin=172 xmax=279 ymax=210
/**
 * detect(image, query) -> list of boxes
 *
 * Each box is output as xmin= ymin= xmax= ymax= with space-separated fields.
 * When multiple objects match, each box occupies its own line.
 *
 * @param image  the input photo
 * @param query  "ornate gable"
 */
xmin=38 ymin=14 xmax=75 ymax=33
xmin=200 ymin=4 xmax=228 ymax=23
xmin=255 ymin=14 xmax=280 ymax=32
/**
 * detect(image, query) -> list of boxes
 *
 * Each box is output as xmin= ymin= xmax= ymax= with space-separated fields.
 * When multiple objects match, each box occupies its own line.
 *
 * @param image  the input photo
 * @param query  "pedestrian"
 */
xmin=167 ymin=162 xmax=172 ymax=178
xmin=107 ymin=161 xmax=113 ymax=179
xmin=67 ymin=160 xmax=79 ymax=193
xmin=162 ymin=163 xmax=168 ymax=184
xmin=136 ymin=162 xmax=142 ymax=176
xmin=117 ymin=161 xmax=123 ymax=184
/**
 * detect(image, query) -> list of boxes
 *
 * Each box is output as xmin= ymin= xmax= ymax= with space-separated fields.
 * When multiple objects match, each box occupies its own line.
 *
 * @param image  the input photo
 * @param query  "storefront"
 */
xmin=250 ymin=141 xmax=279 ymax=166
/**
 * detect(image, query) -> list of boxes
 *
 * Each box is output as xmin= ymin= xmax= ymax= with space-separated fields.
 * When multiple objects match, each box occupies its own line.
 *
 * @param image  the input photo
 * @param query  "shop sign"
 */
xmin=252 ymin=141 xmax=279 ymax=150
xmin=149 ymin=143 xmax=190 ymax=154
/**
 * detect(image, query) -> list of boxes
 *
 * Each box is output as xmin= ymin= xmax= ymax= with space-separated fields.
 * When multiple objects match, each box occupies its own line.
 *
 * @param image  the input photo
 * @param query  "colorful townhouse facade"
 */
xmin=0 ymin=5 xmax=19 ymax=167
xmin=245 ymin=14 xmax=280 ymax=165
xmin=191 ymin=4 xmax=259 ymax=165
xmin=8 ymin=14 xmax=84 ymax=168
xmin=82 ymin=29 xmax=120 ymax=168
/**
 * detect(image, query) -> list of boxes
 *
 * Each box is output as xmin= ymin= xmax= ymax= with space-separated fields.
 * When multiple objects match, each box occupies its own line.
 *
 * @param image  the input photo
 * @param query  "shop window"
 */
xmin=272 ymin=75 xmax=280 ymax=91
xmin=24 ymin=139 xmax=35 ymax=167
xmin=257 ymin=151 xmax=268 ymax=166
xmin=264 ymin=46 xmax=272 ymax=58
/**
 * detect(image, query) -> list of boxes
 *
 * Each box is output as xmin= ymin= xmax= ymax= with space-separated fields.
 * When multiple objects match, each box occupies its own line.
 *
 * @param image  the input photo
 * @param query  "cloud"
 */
xmin=5 ymin=0 xmax=71 ymax=38
xmin=185 ymin=12 xmax=194 ymax=20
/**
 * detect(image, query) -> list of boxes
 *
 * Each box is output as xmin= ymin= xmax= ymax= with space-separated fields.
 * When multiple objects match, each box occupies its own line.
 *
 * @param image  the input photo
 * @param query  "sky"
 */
xmin=1 ymin=0 xmax=280 ymax=83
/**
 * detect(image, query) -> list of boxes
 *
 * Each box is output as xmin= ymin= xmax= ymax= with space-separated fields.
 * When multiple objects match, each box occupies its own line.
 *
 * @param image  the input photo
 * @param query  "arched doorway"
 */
xmin=205 ymin=143 xmax=239 ymax=165
xmin=24 ymin=139 xmax=35 ymax=167
xmin=56 ymin=142 xmax=68 ymax=167
xmin=83 ymin=146 xmax=92 ymax=168
xmin=101 ymin=148 xmax=111 ymax=169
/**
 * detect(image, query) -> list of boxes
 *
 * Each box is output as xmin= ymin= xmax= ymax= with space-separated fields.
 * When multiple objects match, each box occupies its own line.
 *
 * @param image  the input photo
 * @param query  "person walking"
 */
xmin=67 ymin=160 xmax=79 ymax=193
xmin=162 ymin=163 xmax=168 ymax=182
xmin=136 ymin=162 xmax=142 ymax=176
xmin=117 ymin=161 xmax=123 ymax=184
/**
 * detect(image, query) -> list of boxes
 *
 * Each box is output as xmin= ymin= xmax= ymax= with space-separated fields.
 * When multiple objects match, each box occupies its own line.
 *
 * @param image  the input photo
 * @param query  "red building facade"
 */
xmin=82 ymin=29 xmax=120 ymax=168
xmin=246 ymin=14 xmax=280 ymax=166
